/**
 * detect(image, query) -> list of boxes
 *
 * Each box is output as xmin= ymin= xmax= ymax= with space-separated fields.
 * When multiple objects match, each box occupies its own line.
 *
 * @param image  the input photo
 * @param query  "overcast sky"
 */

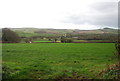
xmin=0 ymin=0 xmax=118 ymax=30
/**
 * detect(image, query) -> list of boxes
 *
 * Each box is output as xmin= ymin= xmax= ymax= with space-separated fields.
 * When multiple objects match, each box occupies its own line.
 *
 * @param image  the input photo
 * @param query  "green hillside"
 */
xmin=10 ymin=28 xmax=118 ymax=38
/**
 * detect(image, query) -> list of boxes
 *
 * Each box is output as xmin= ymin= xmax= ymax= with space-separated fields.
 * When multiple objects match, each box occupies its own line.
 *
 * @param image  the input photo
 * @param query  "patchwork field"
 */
xmin=2 ymin=43 xmax=117 ymax=79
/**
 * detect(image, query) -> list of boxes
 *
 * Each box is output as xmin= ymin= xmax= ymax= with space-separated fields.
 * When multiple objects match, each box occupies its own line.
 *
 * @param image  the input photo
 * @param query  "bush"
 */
xmin=61 ymin=37 xmax=73 ymax=43
xmin=2 ymin=28 xmax=21 ymax=43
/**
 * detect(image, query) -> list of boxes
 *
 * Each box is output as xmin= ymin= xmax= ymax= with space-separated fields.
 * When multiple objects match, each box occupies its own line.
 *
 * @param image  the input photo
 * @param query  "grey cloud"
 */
xmin=91 ymin=2 xmax=117 ymax=12
xmin=63 ymin=2 xmax=118 ymax=28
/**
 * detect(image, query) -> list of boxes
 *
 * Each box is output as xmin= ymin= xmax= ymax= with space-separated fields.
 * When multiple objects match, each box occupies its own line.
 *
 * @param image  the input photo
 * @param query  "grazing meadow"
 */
xmin=2 ymin=43 xmax=117 ymax=79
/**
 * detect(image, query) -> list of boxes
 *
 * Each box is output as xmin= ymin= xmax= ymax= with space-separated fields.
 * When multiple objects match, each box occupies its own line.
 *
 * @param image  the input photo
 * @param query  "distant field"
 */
xmin=32 ymin=41 xmax=52 ymax=42
xmin=11 ymin=28 xmax=118 ymax=38
xmin=18 ymin=32 xmax=61 ymax=37
xmin=2 ymin=43 xmax=117 ymax=79
xmin=73 ymin=40 xmax=88 ymax=42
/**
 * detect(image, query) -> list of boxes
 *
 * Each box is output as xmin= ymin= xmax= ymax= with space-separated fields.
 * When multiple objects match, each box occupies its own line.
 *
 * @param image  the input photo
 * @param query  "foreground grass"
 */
xmin=2 ymin=43 xmax=116 ymax=79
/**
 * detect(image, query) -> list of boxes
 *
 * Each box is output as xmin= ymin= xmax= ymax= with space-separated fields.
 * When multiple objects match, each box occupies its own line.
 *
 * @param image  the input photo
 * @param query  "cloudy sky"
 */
xmin=0 ymin=0 xmax=118 ymax=30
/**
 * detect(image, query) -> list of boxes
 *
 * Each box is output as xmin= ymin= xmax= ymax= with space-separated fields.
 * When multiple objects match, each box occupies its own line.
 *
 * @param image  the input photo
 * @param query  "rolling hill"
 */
xmin=8 ymin=28 xmax=118 ymax=37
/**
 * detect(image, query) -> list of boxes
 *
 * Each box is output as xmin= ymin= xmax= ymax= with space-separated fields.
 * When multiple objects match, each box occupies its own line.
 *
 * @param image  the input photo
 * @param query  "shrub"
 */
xmin=60 ymin=37 xmax=73 ymax=43
xmin=2 ymin=28 xmax=21 ymax=43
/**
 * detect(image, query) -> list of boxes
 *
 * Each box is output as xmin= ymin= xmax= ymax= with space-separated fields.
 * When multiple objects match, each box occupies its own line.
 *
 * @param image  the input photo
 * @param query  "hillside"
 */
xmin=0 ymin=27 xmax=118 ymax=43
xmin=9 ymin=28 xmax=118 ymax=37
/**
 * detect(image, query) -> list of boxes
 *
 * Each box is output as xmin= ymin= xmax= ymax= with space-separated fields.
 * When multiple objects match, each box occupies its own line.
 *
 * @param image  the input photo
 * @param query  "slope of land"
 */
xmin=10 ymin=28 xmax=118 ymax=37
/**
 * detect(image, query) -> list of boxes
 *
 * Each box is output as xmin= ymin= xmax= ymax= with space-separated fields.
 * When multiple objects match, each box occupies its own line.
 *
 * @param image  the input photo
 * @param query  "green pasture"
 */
xmin=32 ymin=41 xmax=52 ymax=42
xmin=2 ymin=43 xmax=117 ymax=79
xmin=73 ymin=40 xmax=88 ymax=42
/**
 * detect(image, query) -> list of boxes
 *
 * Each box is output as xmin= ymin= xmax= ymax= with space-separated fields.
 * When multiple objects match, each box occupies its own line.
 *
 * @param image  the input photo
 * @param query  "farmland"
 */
xmin=2 ymin=43 xmax=117 ymax=79
xmin=5 ymin=28 xmax=118 ymax=43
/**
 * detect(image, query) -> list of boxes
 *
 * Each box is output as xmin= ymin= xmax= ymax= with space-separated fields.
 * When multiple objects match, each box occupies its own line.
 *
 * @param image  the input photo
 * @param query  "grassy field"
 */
xmin=32 ymin=41 xmax=52 ymax=43
xmin=2 ymin=43 xmax=117 ymax=79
